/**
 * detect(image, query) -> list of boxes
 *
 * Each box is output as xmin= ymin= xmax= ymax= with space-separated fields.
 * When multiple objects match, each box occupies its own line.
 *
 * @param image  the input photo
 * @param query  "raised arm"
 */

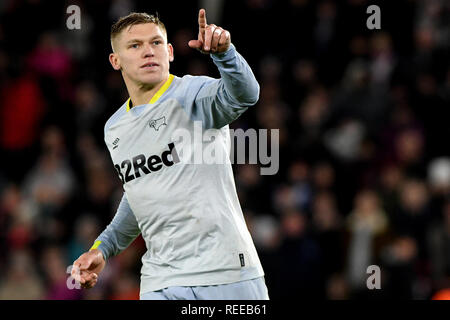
xmin=186 ymin=9 xmax=260 ymax=129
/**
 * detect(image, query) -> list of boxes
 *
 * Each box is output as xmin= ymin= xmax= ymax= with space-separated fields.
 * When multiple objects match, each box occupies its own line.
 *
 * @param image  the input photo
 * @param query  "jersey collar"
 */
xmin=126 ymin=74 xmax=175 ymax=112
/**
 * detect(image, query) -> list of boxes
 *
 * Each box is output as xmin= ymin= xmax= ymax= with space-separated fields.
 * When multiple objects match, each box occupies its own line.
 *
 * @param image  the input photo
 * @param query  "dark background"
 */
xmin=0 ymin=0 xmax=449 ymax=300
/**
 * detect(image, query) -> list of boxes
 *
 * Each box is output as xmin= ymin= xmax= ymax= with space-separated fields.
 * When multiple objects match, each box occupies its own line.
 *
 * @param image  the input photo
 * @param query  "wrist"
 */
xmin=210 ymin=43 xmax=235 ymax=60
xmin=89 ymin=240 xmax=106 ymax=261
xmin=89 ymin=248 xmax=105 ymax=262
xmin=89 ymin=240 xmax=102 ymax=251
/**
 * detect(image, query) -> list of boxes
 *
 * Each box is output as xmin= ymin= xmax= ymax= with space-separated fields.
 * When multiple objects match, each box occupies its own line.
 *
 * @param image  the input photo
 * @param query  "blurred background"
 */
xmin=0 ymin=0 xmax=449 ymax=300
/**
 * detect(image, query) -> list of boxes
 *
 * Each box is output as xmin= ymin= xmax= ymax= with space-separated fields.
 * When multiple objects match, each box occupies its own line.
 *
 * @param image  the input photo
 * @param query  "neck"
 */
xmin=125 ymin=74 xmax=169 ymax=107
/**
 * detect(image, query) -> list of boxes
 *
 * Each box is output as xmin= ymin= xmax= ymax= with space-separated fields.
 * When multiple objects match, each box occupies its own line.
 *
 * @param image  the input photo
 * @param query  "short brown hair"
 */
xmin=110 ymin=12 xmax=167 ymax=51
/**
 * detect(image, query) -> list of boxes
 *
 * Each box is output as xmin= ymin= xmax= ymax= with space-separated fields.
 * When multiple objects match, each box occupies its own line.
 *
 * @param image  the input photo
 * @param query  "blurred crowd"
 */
xmin=0 ymin=0 xmax=449 ymax=300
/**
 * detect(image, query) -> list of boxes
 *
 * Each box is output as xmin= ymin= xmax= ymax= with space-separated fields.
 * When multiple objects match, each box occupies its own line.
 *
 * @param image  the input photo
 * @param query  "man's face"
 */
xmin=110 ymin=23 xmax=174 ymax=87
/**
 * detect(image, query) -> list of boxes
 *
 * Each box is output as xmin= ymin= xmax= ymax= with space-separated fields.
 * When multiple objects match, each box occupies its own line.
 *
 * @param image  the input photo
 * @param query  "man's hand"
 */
xmin=71 ymin=249 xmax=106 ymax=289
xmin=188 ymin=8 xmax=231 ymax=54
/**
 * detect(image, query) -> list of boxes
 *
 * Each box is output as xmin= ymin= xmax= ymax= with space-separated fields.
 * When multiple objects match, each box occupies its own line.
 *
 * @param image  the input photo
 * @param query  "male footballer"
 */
xmin=71 ymin=9 xmax=269 ymax=300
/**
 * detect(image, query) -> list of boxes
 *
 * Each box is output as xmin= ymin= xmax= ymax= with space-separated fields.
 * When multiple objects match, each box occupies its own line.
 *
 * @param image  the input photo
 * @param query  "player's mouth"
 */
xmin=141 ymin=62 xmax=159 ymax=69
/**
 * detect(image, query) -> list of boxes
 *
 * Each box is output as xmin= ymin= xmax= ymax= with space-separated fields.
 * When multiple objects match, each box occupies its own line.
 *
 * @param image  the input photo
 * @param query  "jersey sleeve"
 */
xmin=182 ymin=44 xmax=260 ymax=129
xmin=90 ymin=193 xmax=141 ymax=261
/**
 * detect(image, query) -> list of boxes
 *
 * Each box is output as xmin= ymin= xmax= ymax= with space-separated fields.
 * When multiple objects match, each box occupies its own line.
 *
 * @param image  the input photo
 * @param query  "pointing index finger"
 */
xmin=198 ymin=9 xmax=207 ymax=33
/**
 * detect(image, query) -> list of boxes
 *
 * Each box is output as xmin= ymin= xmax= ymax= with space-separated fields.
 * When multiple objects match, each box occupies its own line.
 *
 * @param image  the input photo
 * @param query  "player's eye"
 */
xmin=130 ymin=43 xmax=139 ymax=49
xmin=153 ymin=40 xmax=161 ymax=45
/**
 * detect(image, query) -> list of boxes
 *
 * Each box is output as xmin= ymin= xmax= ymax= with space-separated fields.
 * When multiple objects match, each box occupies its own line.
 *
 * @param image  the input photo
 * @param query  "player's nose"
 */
xmin=142 ymin=43 xmax=155 ymax=58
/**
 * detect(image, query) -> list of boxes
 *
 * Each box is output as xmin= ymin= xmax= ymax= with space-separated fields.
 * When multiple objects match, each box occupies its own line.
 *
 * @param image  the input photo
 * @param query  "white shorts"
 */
xmin=140 ymin=277 xmax=269 ymax=300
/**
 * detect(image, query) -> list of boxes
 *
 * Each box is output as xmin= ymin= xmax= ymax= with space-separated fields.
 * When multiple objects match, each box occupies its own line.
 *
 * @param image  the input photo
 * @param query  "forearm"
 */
xmin=210 ymin=44 xmax=260 ymax=106
xmin=91 ymin=193 xmax=141 ymax=261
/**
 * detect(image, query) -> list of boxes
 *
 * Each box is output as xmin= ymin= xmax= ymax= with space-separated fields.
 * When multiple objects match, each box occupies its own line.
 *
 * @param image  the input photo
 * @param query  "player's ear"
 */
xmin=109 ymin=53 xmax=121 ymax=70
xmin=168 ymin=43 xmax=174 ymax=62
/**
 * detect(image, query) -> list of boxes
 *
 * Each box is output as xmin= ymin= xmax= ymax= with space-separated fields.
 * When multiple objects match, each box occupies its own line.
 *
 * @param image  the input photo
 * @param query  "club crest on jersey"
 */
xmin=149 ymin=116 xmax=167 ymax=131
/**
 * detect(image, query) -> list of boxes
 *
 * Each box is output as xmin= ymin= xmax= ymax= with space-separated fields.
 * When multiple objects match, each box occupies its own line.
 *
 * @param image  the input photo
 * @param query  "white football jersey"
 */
xmin=93 ymin=44 xmax=265 ymax=294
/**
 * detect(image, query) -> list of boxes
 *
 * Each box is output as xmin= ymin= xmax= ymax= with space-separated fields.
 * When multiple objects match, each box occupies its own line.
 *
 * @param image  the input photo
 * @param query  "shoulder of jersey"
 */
xmin=104 ymin=100 xmax=128 ymax=135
